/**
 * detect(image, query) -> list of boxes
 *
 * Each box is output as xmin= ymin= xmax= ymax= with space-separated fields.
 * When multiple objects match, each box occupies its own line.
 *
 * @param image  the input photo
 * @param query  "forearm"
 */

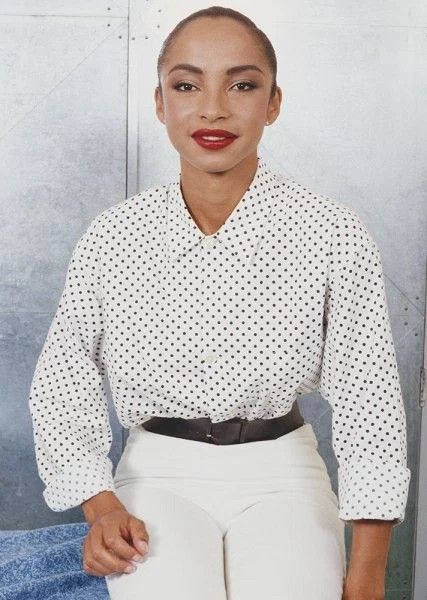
xmin=81 ymin=490 xmax=126 ymax=525
xmin=348 ymin=518 xmax=394 ymax=569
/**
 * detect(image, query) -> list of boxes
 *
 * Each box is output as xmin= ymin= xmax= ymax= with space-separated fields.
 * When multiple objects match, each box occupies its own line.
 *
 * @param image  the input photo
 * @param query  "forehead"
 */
xmin=165 ymin=17 xmax=266 ymax=67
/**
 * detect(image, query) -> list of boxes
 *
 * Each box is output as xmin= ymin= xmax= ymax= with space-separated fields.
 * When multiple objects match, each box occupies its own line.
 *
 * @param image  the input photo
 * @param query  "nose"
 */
xmin=199 ymin=87 xmax=229 ymax=122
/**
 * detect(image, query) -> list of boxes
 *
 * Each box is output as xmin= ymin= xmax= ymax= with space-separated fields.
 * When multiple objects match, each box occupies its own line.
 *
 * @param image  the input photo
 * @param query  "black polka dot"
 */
xmin=28 ymin=156 xmax=411 ymax=524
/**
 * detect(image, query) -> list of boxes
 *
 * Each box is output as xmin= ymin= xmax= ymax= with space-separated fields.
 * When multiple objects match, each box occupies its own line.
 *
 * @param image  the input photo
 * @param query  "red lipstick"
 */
xmin=191 ymin=128 xmax=238 ymax=150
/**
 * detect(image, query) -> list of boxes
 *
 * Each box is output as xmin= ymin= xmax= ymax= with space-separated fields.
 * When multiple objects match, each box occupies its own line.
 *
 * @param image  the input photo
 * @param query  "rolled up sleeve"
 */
xmin=28 ymin=219 xmax=116 ymax=512
xmin=319 ymin=212 xmax=411 ymax=527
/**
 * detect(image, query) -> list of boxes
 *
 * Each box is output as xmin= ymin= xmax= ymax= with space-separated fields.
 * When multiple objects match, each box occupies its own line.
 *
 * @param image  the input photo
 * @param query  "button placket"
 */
xmin=201 ymin=237 xmax=217 ymax=365
xmin=199 ymin=234 xmax=221 ymax=410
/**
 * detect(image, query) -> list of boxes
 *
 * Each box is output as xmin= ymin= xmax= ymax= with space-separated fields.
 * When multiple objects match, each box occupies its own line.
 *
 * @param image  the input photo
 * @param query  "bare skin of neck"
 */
xmin=178 ymin=154 xmax=259 ymax=236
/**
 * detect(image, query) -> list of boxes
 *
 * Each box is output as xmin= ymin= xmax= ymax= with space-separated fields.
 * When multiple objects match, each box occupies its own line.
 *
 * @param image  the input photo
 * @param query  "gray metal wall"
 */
xmin=1 ymin=1 xmax=425 ymax=598
xmin=0 ymin=1 xmax=129 ymax=528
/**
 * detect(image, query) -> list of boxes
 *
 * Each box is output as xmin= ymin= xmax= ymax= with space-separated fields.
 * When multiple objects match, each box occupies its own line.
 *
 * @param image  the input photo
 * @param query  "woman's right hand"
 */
xmin=82 ymin=508 xmax=150 ymax=577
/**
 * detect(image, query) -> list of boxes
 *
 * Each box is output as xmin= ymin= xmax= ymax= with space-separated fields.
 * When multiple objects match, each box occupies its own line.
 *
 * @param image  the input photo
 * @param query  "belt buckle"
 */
xmin=205 ymin=417 xmax=248 ymax=444
xmin=205 ymin=419 xmax=214 ymax=442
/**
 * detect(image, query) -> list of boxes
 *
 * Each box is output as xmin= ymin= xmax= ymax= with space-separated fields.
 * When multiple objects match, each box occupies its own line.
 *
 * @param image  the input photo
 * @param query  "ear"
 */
xmin=266 ymin=86 xmax=283 ymax=126
xmin=155 ymin=86 xmax=165 ymax=124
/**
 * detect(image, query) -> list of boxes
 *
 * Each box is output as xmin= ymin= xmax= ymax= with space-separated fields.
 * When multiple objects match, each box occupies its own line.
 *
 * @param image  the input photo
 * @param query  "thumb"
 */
xmin=129 ymin=516 xmax=150 ymax=555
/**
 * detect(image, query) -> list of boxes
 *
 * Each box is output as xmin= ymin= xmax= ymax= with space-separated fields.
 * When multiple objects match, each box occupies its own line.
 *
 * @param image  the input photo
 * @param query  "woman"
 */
xmin=28 ymin=6 xmax=410 ymax=600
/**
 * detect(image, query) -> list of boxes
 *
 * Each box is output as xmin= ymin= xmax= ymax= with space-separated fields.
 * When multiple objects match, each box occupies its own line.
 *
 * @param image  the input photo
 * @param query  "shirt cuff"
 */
xmin=337 ymin=458 xmax=411 ymax=527
xmin=42 ymin=457 xmax=116 ymax=512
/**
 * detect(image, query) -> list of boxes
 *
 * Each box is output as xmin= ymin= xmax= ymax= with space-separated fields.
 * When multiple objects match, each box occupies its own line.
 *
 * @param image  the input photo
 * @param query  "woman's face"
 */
xmin=155 ymin=16 xmax=282 ymax=173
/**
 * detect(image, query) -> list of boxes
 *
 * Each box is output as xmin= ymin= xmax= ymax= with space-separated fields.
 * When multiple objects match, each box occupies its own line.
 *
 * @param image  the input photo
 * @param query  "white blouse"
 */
xmin=28 ymin=156 xmax=411 ymax=525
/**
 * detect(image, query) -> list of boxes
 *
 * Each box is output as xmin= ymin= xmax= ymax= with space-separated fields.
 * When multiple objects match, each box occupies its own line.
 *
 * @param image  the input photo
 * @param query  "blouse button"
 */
xmin=202 ymin=353 xmax=217 ymax=364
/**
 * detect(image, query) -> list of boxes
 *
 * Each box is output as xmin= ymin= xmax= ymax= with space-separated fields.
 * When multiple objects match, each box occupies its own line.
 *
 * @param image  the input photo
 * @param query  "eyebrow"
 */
xmin=167 ymin=63 xmax=265 ymax=77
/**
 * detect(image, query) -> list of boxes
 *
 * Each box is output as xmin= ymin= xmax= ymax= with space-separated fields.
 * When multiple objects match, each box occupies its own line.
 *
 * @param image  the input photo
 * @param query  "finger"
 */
xmin=128 ymin=516 xmax=150 ymax=556
xmin=83 ymin=555 xmax=108 ymax=577
xmin=86 ymin=531 xmax=137 ymax=576
xmin=83 ymin=553 xmax=136 ymax=577
xmin=103 ymin=527 xmax=147 ymax=563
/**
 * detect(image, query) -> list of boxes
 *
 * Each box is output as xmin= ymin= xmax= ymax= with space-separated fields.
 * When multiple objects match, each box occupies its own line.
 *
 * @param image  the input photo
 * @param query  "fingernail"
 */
xmin=137 ymin=540 xmax=149 ymax=553
xmin=125 ymin=565 xmax=136 ymax=574
xmin=132 ymin=554 xmax=145 ymax=562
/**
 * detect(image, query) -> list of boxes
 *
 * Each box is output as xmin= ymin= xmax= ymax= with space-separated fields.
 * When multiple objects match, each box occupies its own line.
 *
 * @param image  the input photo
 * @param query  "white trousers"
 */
xmin=105 ymin=422 xmax=346 ymax=600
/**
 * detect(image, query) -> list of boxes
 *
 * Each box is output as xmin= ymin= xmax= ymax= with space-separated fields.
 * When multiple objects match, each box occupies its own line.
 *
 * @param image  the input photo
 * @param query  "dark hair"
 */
xmin=157 ymin=6 xmax=277 ymax=99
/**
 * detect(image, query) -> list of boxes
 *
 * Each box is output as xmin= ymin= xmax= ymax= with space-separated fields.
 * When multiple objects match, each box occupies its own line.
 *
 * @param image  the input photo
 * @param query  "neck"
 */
xmin=178 ymin=154 xmax=259 ymax=236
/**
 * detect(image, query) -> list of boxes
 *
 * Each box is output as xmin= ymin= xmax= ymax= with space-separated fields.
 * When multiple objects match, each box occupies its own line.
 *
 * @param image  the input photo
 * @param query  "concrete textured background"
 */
xmin=0 ymin=1 xmax=425 ymax=598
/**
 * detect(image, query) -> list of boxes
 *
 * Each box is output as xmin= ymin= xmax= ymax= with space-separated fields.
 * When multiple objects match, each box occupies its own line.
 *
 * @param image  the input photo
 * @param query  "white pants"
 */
xmin=105 ymin=422 xmax=346 ymax=600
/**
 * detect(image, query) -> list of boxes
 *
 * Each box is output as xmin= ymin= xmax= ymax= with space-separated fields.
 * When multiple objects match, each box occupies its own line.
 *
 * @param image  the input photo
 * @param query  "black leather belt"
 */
xmin=141 ymin=400 xmax=305 ymax=445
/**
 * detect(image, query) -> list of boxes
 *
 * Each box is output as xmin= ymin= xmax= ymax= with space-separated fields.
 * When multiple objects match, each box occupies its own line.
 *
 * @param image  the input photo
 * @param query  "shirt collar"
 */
xmin=165 ymin=156 xmax=279 ymax=265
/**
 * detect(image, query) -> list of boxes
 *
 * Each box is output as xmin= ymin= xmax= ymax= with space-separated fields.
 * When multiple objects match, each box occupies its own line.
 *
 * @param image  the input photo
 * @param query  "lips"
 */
xmin=191 ymin=128 xmax=238 ymax=151
xmin=191 ymin=128 xmax=237 ymax=140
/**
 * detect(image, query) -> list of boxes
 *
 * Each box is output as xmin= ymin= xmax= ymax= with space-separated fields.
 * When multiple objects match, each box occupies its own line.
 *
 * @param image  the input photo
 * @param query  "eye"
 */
xmin=173 ymin=82 xmax=197 ymax=92
xmin=232 ymin=81 xmax=257 ymax=91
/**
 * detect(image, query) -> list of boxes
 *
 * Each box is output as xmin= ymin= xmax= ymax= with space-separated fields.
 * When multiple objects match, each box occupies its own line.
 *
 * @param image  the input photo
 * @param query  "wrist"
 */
xmin=346 ymin=559 xmax=386 ymax=587
xmin=348 ymin=551 xmax=387 ymax=571
xmin=81 ymin=490 xmax=125 ymax=525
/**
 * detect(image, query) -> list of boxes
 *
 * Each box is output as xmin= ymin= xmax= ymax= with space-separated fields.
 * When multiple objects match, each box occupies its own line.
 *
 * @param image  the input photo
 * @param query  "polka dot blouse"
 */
xmin=28 ymin=155 xmax=411 ymax=525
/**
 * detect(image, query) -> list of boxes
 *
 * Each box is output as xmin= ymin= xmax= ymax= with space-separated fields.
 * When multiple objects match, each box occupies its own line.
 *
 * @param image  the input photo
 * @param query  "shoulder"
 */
xmin=269 ymin=165 xmax=379 ymax=260
xmin=77 ymin=180 xmax=170 ymax=245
